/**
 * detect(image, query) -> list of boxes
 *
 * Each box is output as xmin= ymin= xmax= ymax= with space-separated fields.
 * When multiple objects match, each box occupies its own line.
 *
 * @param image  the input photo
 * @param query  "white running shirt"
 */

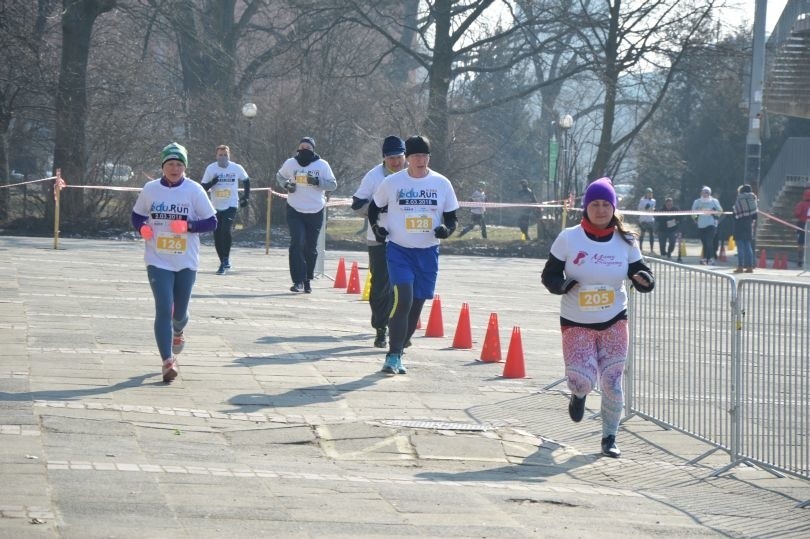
xmin=373 ymin=169 xmax=459 ymax=249
xmin=353 ymin=163 xmax=391 ymax=242
xmin=549 ymin=225 xmax=643 ymax=324
xmin=277 ymin=157 xmax=336 ymax=213
xmin=201 ymin=161 xmax=249 ymax=211
xmin=133 ymin=178 xmax=216 ymax=272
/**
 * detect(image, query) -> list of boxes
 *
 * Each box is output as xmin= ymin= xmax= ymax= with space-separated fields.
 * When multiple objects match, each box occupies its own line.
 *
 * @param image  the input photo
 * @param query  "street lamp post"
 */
xmin=558 ymin=114 xmax=574 ymax=229
xmin=241 ymin=102 xmax=257 ymax=226
xmin=558 ymin=114 xmax=574 ymax=200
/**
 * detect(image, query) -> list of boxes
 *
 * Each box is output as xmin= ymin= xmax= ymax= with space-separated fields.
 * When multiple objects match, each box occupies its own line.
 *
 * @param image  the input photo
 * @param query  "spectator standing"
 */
xmin=368 ymin=135 xmax=459 ymax=375
xmin=691 ymin=186 xmax=723 ymax=265
xmin=731 ymin=184 xmax=758 ymax=273
xmin=793 ymin=187 xmax=810 ymax=267
xmin=276 ymin=137 xmax=337 ymax=293
xmin=131 ymin=142 xmax=217 ymax=383
xmin=516 ymin=179 xmax=538 ymax=240
xmin=351 ymin=135 xmax=406 ymax=348
xmin=636 ymin=187 xmax=656 ymax=253
xmin=654 ymin=197 xmax=681 ymax=259
xmin=541 ymin=178 xmax=655 ymax=458
xmin=458 ymin=181 xmax=488 ymax=239
xmin=200 ymin=145 xmax=250 ymax=275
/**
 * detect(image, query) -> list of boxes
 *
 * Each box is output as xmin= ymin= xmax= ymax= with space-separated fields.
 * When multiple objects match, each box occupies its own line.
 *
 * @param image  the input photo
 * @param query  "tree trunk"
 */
xmin=424 ymin=0 xmax=452 ymax=176
xmin=0 ymin=110 xmax=11 ymax=219
xmin=173 ymin=0 xmax=238 ymax=173
xmin=53 ymin=0 xmax=115 ymax=223
xmin=588 ymin=1 xmax=620 ymax=182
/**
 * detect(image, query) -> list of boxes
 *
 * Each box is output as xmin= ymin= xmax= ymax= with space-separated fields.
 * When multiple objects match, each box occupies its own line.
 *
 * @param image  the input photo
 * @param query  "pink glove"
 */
xmin=139 ymin=224 xmax=154 ymax=240
xmin=169 ymin=220 xmax=188 ymax=234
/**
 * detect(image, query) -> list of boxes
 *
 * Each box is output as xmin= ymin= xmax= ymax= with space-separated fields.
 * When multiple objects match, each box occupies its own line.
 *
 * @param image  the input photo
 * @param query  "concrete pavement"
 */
xmin=1 ymin=235 xmax=808 ymax=538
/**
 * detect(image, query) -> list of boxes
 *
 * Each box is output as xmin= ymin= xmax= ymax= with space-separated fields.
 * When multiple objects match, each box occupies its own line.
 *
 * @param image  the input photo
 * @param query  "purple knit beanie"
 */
xmin=582 ymin=177 xmax=617 ymax=209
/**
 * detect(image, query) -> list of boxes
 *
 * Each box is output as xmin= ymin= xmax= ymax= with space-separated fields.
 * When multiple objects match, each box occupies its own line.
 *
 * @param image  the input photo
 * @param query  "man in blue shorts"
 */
xmin=367 ymin=135 xmax=460 ymax=374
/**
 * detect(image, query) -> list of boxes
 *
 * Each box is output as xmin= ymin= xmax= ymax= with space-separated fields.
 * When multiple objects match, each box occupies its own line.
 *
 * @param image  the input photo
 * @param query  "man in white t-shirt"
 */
xmin=352 ymin=135 xmax=406 ymax=348
xmin=276 ymin=136 xmax=337 ymax=293
xmin=368 ymin=135 xmax=460 ymax=375
xmin=201 ymin=145 xmax=250 ymax=274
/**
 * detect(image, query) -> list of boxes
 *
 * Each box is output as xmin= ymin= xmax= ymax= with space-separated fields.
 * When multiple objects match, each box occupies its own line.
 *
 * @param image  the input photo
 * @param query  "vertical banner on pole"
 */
xmin=548 ymin=134 xmax=558 ymax=200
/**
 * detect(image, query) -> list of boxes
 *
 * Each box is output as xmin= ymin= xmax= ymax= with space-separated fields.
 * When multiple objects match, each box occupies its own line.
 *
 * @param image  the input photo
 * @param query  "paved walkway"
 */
xmin=1 ymin=236 xmax=808 ymax=538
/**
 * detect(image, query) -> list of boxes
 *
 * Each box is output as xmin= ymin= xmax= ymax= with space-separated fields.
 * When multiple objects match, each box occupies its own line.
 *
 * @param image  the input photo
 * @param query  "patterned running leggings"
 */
xmin=561 ymin=320 xmax=628 ymax=437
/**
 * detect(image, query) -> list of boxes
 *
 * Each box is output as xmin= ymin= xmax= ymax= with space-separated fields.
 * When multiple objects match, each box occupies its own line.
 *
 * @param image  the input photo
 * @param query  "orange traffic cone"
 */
xmin=771 ymin=253 xmax=780 ymax=269
xmin=718 ymin=244 xmax=727 ymax=262
xmin=502 ymin=326 xmax=526 ymax=378
xmin=479 ymin=313 xmax=502 ymax=362
xmin=361 ymin=270 xmax=372 ymax=301
xmin=452 ymin=303 xmax=473 ymax=349
xmin=346 ymin=261 xmax=361 ymax=294
xmin=757 ymin=249 xmax=767 ymax=269
xmin=424 ymin=295 xmax=444 ymax=337
xmin=333 ymin=257 xmax=347 ymax=288
xmin=779 ymin=253 xmax=789 ymax=269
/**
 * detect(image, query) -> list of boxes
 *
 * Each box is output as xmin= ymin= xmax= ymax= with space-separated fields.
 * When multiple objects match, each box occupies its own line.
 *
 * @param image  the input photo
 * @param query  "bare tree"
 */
xmin=0 ymin=0 xmax=59 ymax=219
xmin=568 ymin=0 xmax=720 ymax=181
xmin=342 ymin=0 xmax=579 ymax=175
xmin=53 ymin=0 xmax=116 ymax=222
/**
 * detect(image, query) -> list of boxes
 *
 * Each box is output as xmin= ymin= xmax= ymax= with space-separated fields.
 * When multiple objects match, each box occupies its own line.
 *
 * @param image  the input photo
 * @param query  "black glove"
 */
xmin=631 ymin=270 xmax=655 ymax=293
xmin=371 ymin=224 xmax=389 ymax=243
xmin=351 ymin=197 xmax=369 ymax=211
xmin=433 ymin=224 xmax=452 ymax=239
xmin=239 ymin=196 xmax=249 ymax=208
xmin=306 ymin=175 xmax=319 ymax=186
xmin=203 ymin=176 xmax=219 ymax=192
xmin=285 ymin=180 xmax=297 ymax=193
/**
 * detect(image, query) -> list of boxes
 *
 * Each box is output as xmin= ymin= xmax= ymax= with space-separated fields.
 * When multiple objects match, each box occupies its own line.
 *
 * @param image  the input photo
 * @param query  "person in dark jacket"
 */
xmin=732 ymin=184 xmax=758 ymax=273
xmin=654 ymin=197 xmax=681 ymax=259
xmin=516 ymin=179 xmax=539 ymax=240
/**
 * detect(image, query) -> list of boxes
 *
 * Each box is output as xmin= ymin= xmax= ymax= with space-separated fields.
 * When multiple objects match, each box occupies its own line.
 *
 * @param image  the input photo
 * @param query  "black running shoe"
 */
xmin=374 ymin=328 xmax=386 ymax=348
xmin=601 ymin=435 xmax=621 ymax=458
xmin=304 ymin=280 xmax=312 ymax=294
xmin=290 ymin=282 xmax=304 ymax=293
xmin=568 ymin=394 xmax=586 ymax=422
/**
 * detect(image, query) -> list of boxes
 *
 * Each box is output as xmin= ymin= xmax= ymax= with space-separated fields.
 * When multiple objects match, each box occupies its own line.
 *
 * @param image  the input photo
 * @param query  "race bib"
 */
xmin=577 ymin=285 xmax=615 ymax=312
xmin=405 ymin=215 xmax=433 ymax=233
xmin=214 ymin=188 xmax=230 ymax=199
xmin=294 ymin=172 xmax=308 ymax=184
xmin=155 ymin=234 xmax=187 ymax=255
xmin=667 ymin=219 xmax=676 ymax=228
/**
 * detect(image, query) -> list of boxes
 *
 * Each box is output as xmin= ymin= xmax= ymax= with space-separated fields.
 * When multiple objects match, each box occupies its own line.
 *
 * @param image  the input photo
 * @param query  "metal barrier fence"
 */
xmin=627 ymin=259 xmax=809 ymax=499
xmin=733 ymin=279 xmax=809 ymax=483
